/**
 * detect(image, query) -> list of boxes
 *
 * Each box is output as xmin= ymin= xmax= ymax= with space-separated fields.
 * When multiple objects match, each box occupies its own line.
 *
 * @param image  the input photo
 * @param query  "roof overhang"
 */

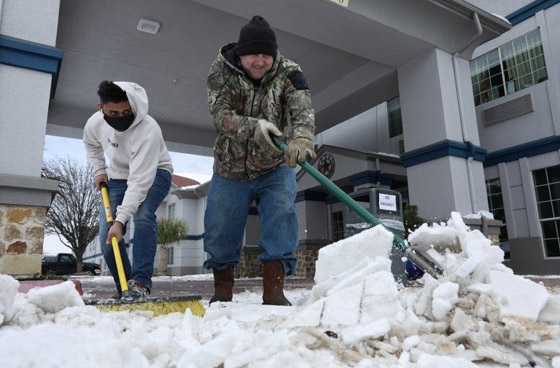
xmin=47 ymin=0 xmax=510 ymax=156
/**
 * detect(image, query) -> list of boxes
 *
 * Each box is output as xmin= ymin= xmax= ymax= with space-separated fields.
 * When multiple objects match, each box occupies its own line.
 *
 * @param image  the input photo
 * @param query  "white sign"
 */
xmin=378 ymin=194 xmax=397 ymax=212
xmin=328 ymin=0 xmax=349 ymax=7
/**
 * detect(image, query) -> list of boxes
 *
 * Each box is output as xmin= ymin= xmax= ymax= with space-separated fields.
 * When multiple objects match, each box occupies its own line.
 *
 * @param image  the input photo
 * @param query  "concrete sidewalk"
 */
xmin=76 ymin=275 xmax=315 ymax=301
xmin=73 ymin=274 xmax=560 ymax=302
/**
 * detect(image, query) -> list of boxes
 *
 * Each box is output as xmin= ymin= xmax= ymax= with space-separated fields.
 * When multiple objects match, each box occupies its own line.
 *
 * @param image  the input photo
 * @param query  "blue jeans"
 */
xmin=203 ymin=167 xmax=298 ymax=276
xmin=98 ymin=169 xmax=172 ymax=291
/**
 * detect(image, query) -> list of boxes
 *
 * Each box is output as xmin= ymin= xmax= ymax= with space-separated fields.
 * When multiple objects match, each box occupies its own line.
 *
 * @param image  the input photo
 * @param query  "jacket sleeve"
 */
xmin=83 ymin=117 xmax=107 ymax=176
xmin=207 ymin=59 xmax=257 ymax=140
xmin=284 ymin=66 xmax=315 ymax=142
xmin=114 ymin=126 xmax=165 ymax=224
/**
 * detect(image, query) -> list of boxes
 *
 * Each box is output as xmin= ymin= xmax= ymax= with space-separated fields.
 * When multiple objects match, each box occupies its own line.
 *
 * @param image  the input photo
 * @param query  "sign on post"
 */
xmin=378 ymin=193 xmax=397 ymax=212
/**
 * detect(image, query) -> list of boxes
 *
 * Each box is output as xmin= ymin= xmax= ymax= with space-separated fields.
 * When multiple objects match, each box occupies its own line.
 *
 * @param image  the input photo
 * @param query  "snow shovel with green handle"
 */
xmin=273 ymin=136 xmax=444 ymax=279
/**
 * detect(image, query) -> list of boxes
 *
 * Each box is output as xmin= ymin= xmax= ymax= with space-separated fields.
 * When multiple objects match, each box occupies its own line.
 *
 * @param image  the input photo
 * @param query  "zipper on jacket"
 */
xmin=245 ymin=85 xmax=259 ymax=180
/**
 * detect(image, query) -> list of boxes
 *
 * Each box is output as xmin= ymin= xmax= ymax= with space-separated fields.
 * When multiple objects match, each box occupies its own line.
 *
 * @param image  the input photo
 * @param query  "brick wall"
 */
xmin=0 ymin=205 xmax=46 ymax=277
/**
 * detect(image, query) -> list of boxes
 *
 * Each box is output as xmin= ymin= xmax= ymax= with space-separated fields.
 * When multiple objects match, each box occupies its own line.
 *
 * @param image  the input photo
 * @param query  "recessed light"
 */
xmin=137 ymin=18 xmax=160 ymax=35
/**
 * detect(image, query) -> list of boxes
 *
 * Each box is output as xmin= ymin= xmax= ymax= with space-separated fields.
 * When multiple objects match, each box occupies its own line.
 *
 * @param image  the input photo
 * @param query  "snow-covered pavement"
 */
xmin=1 ymin=212 xmax=560 ymax=367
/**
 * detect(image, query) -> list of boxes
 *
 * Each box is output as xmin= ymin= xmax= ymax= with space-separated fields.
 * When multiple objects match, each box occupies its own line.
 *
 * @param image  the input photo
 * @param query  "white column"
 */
xmin=0 ymin=0 xmax=61 ymax=277
xmin=398 ymin=48 xmax=488 ymax=219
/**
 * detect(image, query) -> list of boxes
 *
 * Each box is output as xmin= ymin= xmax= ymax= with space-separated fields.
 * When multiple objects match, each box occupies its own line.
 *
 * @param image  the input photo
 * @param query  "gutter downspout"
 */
xmin=452 ymin=12 xmax=482 ymax=213
xmin=376 ymin=158 xmax=381 ymax=186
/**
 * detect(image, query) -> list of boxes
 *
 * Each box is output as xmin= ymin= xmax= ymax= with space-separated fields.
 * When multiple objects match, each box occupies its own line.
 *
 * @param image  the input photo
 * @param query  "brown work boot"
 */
xmin=111 ymin=291 xmax=122 ymax=300
xmin=126 ymin=280 xmax=150 ymax=300
xmin=209 ymin=266 xmax=234 ymax=304
xmin=262 ymin=260 xmax=292 ymax=306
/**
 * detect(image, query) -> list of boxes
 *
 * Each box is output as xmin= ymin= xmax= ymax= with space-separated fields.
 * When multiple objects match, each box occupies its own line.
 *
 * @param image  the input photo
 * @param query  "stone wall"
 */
xmin=236 ymin=239 xmax=331 ymax=279
xmin=0 ymin=204 xmax=46 ymax=277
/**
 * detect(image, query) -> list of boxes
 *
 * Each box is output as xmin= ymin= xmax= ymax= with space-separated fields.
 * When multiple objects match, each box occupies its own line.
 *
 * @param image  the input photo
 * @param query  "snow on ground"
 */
xmin=1 ymin=212 xmax=560 ymax=367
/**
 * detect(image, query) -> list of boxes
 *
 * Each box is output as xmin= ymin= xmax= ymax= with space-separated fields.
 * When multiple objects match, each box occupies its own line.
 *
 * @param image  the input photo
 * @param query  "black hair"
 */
xmin=97 ymin=80 xmax=128 ymax=104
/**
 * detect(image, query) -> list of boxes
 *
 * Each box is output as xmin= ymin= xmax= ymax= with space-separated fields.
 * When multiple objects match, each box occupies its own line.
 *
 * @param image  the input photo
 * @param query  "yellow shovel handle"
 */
xmin=100 ymin=183 xmax=128 ymax=293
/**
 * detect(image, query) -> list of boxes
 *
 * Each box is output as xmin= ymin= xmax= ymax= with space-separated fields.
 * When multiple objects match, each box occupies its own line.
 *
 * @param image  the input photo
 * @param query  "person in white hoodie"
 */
xmin=83 ymin=81 xmax=173 ymax=299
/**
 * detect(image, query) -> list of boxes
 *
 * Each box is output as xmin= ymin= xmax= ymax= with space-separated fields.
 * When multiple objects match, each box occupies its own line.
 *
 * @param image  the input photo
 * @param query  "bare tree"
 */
xmin=42 ymin=157 xmax=99 ymax=272
xmin=157 ymin=218 xmax=188 ymax=276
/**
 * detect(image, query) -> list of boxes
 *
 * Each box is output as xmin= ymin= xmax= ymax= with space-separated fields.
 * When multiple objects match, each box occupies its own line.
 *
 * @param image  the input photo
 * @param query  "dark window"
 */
xmin=471 ymin=29 xmax=548 ymax=106
xmin=332 ymin=211 xmax=344 ymax=242
xmin=533 ymin=166 xmax=560 ymax=258
xmin=388 ymin=97 xmax=403 ymax=138
xmin=486 ymin=178 xmax=509 ymax=259
xmin=167 ymin=247 xmax=174 ymax=265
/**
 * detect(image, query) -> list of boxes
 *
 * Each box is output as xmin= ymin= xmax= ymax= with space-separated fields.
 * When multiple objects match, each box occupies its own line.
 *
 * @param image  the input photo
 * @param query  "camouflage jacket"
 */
xmin=207 ymin=43 xmax=315 ymax=181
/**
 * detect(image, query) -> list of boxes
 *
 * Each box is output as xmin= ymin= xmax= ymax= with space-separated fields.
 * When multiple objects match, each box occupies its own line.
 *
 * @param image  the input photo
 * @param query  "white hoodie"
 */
xmin=83 ymin=81 xmax=173 ymax=224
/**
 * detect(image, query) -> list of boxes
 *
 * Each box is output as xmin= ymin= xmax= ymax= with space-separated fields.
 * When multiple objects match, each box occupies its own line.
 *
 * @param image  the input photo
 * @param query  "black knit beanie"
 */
xmin=235 ymin=15 xmax=278 ymax=57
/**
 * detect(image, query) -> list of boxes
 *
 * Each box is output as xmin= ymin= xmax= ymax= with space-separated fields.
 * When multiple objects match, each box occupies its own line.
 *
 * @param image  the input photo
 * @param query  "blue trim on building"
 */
xmin=0 ymin=35 xmax=64 ymax=98
xmin=400 ymin=140 xmax=487 ymax=168
xmin=185 ymin=234 xmax=204 ymax=240
xmin=349 ymin=171 xmax=393 ymax=187
xmin=484 ymin=136 xmax=560 ymax=167
xmin=295 ymin=190 xmax=328 ymax=203
xmin=506 ymin=0 xmax=560 ymax=25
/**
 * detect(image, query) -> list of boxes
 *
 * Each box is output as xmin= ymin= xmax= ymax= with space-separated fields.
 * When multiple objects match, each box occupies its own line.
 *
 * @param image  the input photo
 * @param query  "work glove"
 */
xmin=286 ymin=137 xmax=317 ymax=168
xmin=254 ymin=119 xmax=283 ymax=153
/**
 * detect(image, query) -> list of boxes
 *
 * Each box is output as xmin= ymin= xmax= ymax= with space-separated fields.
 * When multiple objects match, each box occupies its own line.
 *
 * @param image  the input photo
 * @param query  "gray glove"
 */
xmin=254 ymin=119 xmax=283 ymax=153
xmin=286 ymin=137 xmax=317 ymax=168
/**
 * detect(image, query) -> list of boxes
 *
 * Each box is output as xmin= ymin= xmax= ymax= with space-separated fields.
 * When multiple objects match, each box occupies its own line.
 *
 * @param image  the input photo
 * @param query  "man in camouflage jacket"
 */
xmin=203 ymin=15 xmax=316 ymax=306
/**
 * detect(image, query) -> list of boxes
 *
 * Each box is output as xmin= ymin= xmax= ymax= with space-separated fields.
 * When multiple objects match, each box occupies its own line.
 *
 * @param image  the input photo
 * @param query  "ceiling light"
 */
xmin=137 ymin=18 xmax=160 ymax=35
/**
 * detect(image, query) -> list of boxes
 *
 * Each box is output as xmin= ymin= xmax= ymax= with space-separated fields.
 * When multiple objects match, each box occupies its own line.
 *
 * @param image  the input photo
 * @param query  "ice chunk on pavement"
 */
xmin=471 ymin=245 xmax=505 ymax=283
xmin=432 ymin=281 xmax=459 ymax=320
xmin=321 ymin=283 xmax=362 ymax=326
xmin=417 ymin=354 xmax=478 ymax=367
xmin=360 ymin=271 xmax=403 ymax=323
xmin=26 ymin=281 xmax=85 ymax=313
xmin=488 ymin=270 xmax=549 ymax=321
xmin=312 ymin=257 xmax=390 ymax=301
xmin=463 ymin=211 xmax=494 ymax=220
xmin=455 ymin=254 xmax=482 ymax=278
xmin=0 ymin=275 xmax=19 ymax=325
xmin=283 ymin=298 xmax=324 ymax=328
xmin=341 ymin=319 xmax=390 ymax=344
xmin=391 ymin=309 xmax=424 ymax=341
xmin=314 ymin=225 xmax=393 ymax=284
xmin=402 ymin=335 xmax=421 ymax=351
xmin=538 ymin=295 xmax=560 ymax=324
xmin=408 ymin=222 xmax=460 ymax=252
xmin=461 ymin=230 xmax=492 ymax=258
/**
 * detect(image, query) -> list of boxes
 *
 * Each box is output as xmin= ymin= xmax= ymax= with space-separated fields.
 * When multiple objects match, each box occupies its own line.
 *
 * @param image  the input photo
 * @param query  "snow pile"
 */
xmin=1 ymin=212 xmax=560 ymax=367
xmin=0 ymin=275 xmax=19 ymax=325
xmin=289 ymin=211 xmax=560 ymax=367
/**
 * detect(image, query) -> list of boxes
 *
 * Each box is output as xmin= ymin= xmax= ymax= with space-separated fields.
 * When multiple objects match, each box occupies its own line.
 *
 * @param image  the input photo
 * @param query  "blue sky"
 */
xmin=42 ymin=134 xmax=214 ymax=254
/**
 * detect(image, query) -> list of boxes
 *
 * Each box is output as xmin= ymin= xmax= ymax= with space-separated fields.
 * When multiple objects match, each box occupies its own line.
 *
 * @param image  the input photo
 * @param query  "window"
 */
xmin=332 ymin=211 xmax=344 ymax=241
xmin=470 ymin=29 xmax=548 ymax=106
xmin=486 ymin=178 xmax=509 ymax=258
xmin=167 ymin=203 xmax=175 ymax=219
xmin=533 ymin=165 xmax=560 ymax=257
xmin=388 ymin=96 xmax=403 ymax=138
xmin=167 ymin=247 xmax=174 ymax=265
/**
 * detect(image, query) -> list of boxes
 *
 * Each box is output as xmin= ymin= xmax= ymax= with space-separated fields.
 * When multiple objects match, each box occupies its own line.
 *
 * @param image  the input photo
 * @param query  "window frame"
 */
xmin=470 ymin=28 xmax=548 ymax=106
xmin=533 ymin=166 xmax=560 ymax=259
xmin=167 ymin=246 xmax=174 ymax=265
xmin=331 ymin=210 xmax=344 ymax=242
xmin=485 ymin=178 xmax=510 ymax=259
xmin=167 ymin=203 xmax=176 ymax=219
